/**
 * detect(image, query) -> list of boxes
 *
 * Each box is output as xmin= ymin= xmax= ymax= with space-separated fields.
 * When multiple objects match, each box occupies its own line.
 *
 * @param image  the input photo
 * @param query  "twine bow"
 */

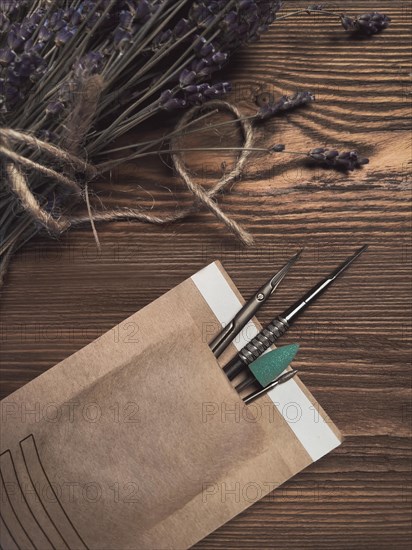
xmin=1 ymin=100 xmax=254 ymax=268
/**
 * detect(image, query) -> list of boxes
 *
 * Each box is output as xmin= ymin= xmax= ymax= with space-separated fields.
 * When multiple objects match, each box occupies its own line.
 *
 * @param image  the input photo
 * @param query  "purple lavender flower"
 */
xmin=256 ymin=91 xmax=315 ymax=120
xmin=185 ymin=81 xmax=232 ymax=105
xmin=341 ymin=12 xmax=391 ymax=35
xmin=308 ymin=148 xmax=369 ymax=171
xmin=190 ymin=1 xmax=283 ymax=50
xmin=179 ymin=69 xmax=197 ymax=87
xmin=160 ymin=80 xmax=232 ymax=110
xmin=0 ymin=47 xmax=14 ymax=65
xmin=159 ymin=89 xmax=187 ymax=111
xmin=1 ymin=0 xmax=284 ymax=114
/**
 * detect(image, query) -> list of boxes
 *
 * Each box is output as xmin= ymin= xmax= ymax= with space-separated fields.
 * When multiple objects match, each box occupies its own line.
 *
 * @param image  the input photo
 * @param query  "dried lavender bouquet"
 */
xmin=0 ymin=1 xmax=389 ymax=285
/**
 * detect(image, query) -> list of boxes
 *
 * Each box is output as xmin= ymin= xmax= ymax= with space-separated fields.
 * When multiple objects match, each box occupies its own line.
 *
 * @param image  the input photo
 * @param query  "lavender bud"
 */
xmin=0 ymin=48 xmax=15 ymax=66
xmin=189 ymin=4 xmax=216 ymax=27
xmin=3 ymin=82 xmax=19 ymax=105
xmin=187 ymin=92 xmax=204 ymax=105
xmin=113 ymin=28 xmax=132 ymax=51
xmin=23 ymin=38 xmax=35 ymax=53
xmin=208 ymin=81 xmax=231 ymax=95
xmin=191 ymin=58 xmax=214 ymax=78
xmin=174 ymin=18 xmax=191 ymax=38
xmin=270 ymin=144 xmax=286 ymax=152
xmin=70 ymin=10 xmax=82 ymax=27
xmin=179 ymin=69 xmax=196 ymax=86
xmin=7 ymin=27 xmax=25 ymax=51
xmin=223 ymin=11 xmax=238 ymax=28
xmin=161 ymin=97 xmax=187 ymax=111
xmin=211 ymin=52 xmax=227 ymax=65
xmin=153 ymin=28 xmax=172 ymax=49
xmin=325 ymin=149 xmax=339 ymax=160
xmin=199 ymin=41 xmax=214 ymax=57
xmin=159 ymin=89 xmax=173 ymax=103
xmin=50 ymin=10 xmax=66 ymax=32
xmin=55 ymin=28 xmax=76 ymax=47
xmin=136 ymin=0 xmax=151 ymax=20
xmin=119 ymin=10 xmax=133 ymax=29
xmin=340 ymin=15 xmax=354 ymax=31
xmin=38 ymin=25 xmax=53 ymax=42
xmin=182 ymin=84 xmax=198 ymax=94
xmin=203 ymin=86 xmax=219 ymax=99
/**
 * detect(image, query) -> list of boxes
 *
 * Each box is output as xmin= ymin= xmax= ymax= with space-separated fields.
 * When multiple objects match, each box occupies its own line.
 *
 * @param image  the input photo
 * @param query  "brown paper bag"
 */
xmin=0 ymin=262 xmax=342 ymax=549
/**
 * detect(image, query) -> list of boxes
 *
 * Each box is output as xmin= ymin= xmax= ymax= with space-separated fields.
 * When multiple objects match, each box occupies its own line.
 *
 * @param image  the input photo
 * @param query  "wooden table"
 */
xmin=1 ymin=1 xmax=410 ymax=548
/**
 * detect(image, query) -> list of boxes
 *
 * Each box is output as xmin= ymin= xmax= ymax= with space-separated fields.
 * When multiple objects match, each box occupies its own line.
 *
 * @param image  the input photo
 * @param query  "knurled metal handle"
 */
xmin=239 ymin=317 xmax=289 ymax=365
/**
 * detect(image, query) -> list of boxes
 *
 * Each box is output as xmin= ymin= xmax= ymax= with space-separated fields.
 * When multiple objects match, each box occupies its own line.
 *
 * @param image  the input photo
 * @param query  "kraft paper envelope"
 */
xmin=0 ymin=262 xmax=342 ymax=549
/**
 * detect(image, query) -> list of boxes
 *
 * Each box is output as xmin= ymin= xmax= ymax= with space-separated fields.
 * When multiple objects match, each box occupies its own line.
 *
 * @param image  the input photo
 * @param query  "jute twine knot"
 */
xmin=1 ymin=100 xmax=254 ymax=257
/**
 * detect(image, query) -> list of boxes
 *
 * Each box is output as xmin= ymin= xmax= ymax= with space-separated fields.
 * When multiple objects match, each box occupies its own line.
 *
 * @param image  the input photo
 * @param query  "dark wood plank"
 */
xmin=1 ymin=1 xmax=411 ymax=548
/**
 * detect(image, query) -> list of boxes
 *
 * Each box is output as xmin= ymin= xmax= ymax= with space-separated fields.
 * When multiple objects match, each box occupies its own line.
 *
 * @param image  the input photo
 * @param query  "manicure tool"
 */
xmin=210 ymin=250 xmax=302 ymax=358
xmin=235 ymin=343 xmax=299 ymax=394
xmin=225 ymin=245 xmax=368 ymax=380
xmin=243 ymin=369 xmax=299 ymax=404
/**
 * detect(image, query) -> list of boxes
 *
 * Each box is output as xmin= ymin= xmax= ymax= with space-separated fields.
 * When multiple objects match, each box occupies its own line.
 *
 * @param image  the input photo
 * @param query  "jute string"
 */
xmin=1 ymin=100 xmax=255 ymax=280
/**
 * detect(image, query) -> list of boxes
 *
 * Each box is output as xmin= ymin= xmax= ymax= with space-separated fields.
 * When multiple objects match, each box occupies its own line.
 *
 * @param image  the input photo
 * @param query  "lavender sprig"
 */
xmin=278 ymin=5 xmax=391 ymax=36
xmin=269 ymin=143 xmax=369 ymax=172
xmin=308 ymin=147 xmax=369 ymax=171
xmin=96 ymin=142 xmax=369 ymax=175
xmin=341 ymin=12 xmax=391 ymax=36
xmin=255 ymin=90 xmax=315 ymax=120
xmin=267 ymin=144 xmax=369 ymax=171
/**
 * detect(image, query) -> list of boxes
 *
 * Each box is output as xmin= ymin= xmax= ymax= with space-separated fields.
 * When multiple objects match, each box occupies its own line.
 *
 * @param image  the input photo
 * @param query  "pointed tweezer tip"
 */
xmin=293 ymin=247 xmax=304 ymax=259
xmin=331 ymin=244 xmax=368 ymax=280
xmin=347 ymin=244 xmax=369 ymax=263
xmin=278 ymin=368 xmax=299 ymax=384
xmin=358 ymin=244 xmax=369 ymax=254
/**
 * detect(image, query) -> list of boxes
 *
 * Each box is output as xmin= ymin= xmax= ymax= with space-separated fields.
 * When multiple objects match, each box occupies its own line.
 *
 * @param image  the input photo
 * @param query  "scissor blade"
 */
xmin=268 ymin=249 xmax=303 ymax=295
xmin=211 ymin=250 xmax=302 ymax=358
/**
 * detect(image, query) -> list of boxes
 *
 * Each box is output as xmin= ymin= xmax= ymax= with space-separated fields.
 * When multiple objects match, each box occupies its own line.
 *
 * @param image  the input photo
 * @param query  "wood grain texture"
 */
xmin=1 ymin=1 xmax=411 ymax=548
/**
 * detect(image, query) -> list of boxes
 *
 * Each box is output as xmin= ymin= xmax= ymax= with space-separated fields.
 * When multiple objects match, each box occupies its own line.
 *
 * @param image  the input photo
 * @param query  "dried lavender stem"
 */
xmin=276 ymin=8 xmax=344 ymax=22
xmin=96 ymin=145 xmax=311 ymax=173
xmin=98 ymin=109 xmax=220 ymax=156
xmin=90 ymin=28 xmax=223 ymax=151
xmin=97 ymin=145 xmax=368 ymax=174
xmin=90 ymin=0 xmax=240 ymax=148
xmin=105 ymin=0 xmax=188 ymax=85
xmin=99 ymin=26 xmax=199 ymax=119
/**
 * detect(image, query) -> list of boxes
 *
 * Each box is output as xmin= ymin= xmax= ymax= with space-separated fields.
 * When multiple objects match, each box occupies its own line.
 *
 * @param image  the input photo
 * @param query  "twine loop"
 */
xmin=1 ymin=100 xmax=255 ymax=251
